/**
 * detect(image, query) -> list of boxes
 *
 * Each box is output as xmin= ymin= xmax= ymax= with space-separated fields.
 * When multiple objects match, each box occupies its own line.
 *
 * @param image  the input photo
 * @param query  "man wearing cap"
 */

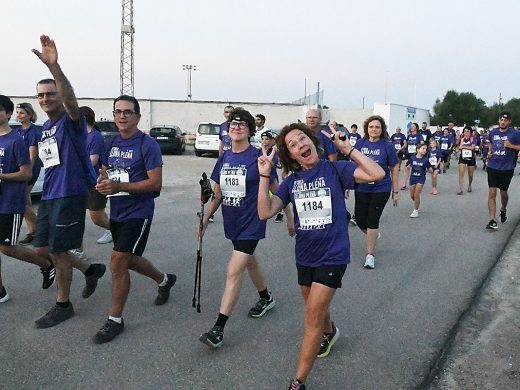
xmin=305 ymin=109 xmax=336 ymax=161
xmin=218 ymin=105 xmax=234 ymax=157
xmin=485 ymin=111 xmax=520 ymax=230
xmin=32 ymin=35 xmax=106 ymax=328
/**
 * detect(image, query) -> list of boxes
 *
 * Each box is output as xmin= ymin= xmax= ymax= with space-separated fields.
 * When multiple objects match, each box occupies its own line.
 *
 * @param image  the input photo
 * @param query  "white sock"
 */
xmin=109 ymin=316 xmax=122 ymax=324
xmin=158 ymin=273 xmax=168 ymax=287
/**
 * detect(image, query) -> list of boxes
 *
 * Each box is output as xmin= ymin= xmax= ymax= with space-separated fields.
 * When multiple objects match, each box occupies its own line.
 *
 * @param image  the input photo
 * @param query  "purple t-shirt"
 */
xmin=275 ymin=160 xmax=357 ymax=267
xmin=316 ymin=128 xmax=337 ymax=160
xmin=0 ymin=131 xmax=30 ymax=214
xmin=390 ymin=133 xmax=406 ymax=151
xmin=439 ymin=135 xmax=452 ymax=155
xmin=103 ymin=131 xmax=163 ymax=221
xmin=486 ymin=127 xmax=520 ymax=171
xmin=40 ymin=111 xmax=90 ymax=200
xmin=428 ymin=149 xmax=441 ymax=169
xmin=17 ymin=123 xmax=42 ymax=180
xmin=432 ymin=131 xmax=442 ymax=143
xmin=406 ymin=133 xmax=422 ymax=154
xmin=211 ymin=145 xmax=277 ymax=241
xmin=87 ymin=129 xmax=105 ymax=173
xmin=459 ymin=137 xmax=477 ymax=160
xmin=348 ymin=132 xmax=362 ymax=146
xmin=406 ymin=155 xmax=431 ymax=181
xmin=219 ymin=122 xmax=232 ymax=152
xmin=355 ymin=138 xmax=398 ymax=192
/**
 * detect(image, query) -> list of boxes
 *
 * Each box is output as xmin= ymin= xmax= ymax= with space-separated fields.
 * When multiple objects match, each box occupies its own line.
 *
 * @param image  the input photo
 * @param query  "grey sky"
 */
xmin=3 ymin=0 xmax=518 ymax=111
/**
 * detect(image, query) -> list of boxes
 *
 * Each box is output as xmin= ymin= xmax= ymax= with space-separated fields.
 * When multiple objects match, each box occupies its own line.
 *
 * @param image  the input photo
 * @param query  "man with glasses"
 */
xmin=32 ymin=35 xmax=106 ymax=328
xmin=93 ymin=95 xmax=176 ymax=343
xmin=485 ymin=111 xmax=520 ymax=230
xmin=218 ymin=105 xmax=234 ymax=157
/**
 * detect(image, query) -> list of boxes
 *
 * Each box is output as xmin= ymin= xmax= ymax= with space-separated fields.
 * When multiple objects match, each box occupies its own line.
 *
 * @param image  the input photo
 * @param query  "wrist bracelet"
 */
xmin=346 ymin=148 xmax=355 ymax=160
xmin=392 ymin=191 xmax=399 ymax=194
xmin=259 ymin=174 xmax=270 ymax=179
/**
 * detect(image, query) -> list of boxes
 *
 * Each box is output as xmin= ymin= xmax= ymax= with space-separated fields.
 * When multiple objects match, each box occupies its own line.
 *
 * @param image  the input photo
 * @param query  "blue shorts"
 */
xmin=409 ymin=176 xmax=426 ymax=186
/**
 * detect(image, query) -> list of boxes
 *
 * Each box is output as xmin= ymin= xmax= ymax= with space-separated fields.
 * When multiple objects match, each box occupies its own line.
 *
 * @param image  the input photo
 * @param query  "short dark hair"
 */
xmin=0 ymin=95 xmax=14 ymax=115
xmin=113 ymin=95 xmax=140 ymax=114
xmin=79 ymin=106 xmax=96 ymax=127
xmin=362 ymin=115 xmax=389 ymax=140
xmin=276 ymin=122 xmax=323 ymax=174
xmin=229 ymin=107 xmax=256 ymax=138
xmin=351 ymin=124 xmax=358 ymax=129
xmin=36 ymin=78 xmax=56 ymax=88
xmin=256 ymin=114 xmax=265 ymax=122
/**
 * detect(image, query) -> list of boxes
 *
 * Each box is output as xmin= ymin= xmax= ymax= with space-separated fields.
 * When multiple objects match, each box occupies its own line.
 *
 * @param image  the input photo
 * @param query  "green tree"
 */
xmin=431 ymin=90 xmax=486 ymax=127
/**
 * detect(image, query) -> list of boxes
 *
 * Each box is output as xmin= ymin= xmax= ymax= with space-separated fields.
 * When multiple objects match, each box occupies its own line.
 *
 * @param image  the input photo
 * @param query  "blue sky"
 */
xmin=4 ymin=0 xmax=519 ymax=110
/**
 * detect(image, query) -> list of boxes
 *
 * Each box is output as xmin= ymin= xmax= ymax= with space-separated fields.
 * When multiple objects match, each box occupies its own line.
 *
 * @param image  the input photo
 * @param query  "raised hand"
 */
xmin=32 ymin=35 xmax=58 ymax=67
xmin=258 ymin=146 xmax=276 ymax=176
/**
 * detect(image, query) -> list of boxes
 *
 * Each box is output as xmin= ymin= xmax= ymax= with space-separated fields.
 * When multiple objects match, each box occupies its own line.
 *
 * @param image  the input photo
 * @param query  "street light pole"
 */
xmin=182 ymin=64 xmax=196 ymax=100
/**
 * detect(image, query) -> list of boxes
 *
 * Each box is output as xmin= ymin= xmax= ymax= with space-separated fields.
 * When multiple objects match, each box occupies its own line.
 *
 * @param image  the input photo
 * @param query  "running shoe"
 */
xmin=248 ymin=293 xmax=275 ymax=318
xmin=410 ymin=209 xmax=419 ymax=218
xmin=0 ymin=287 xmax=10 ymax=303
xmin=467 ymin=186 xmax=472 ymax=193
xmin=317 ymin=322 xmax=340 ymax=358
xmin=400 ymin=184 xmax=406 ymax=190
xmin=288 ymin=379 xmax=306 ymax=390
xmin=40 ymin=264 xmax=56 ymax=289
xmin=442 ymin=169 xmax=446 ymax=173
xmin=82 ymin=264 xmax=106 ymax=298
xmin=93 ymin=319 xmax=125 ymax=344
xmin=431 ymin=189 xmax=438 ymax=195
xmin=486 ymin=220 xmax=498 ymax=230
xmin=364 ymin=254 xmax=375 ymax=269
xmin=209 ymin=215 xmax=214 ymax=223
xmin=199 ymin=325 xmax=224 ymax=348
xmin=349 ymin=216 xmax=357 ymax=226
xmin=155 ymin=273 xmax=177 ymax=305
xmin=275 ymin=213 xmax=284 ymax=223
xmin=69 ymin=249 xmax=87 ymax=261
xmin=500 ymin=209 xmax=507 ymax=223
xmin=19 ymin=233 xmax=34 ymax=245
xmin=96 ymin=230 xmax=113 ymax=244
xmin=35 ymin=303 xmax=74 ymax=328
xmin=457 ymin=190 xmax=463 ymax=195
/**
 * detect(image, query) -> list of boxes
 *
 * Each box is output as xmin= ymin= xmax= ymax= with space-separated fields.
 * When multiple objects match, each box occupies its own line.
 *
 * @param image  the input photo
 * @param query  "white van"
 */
xmin=194 ymin=122 xmax=221 ymax=157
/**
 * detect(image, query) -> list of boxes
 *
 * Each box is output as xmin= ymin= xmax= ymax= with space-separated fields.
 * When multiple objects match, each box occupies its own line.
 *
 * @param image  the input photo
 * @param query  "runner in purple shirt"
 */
xmin=218 ymin=105 xmax=233 ymax=156
xmin=15 ymin=102 xmax=41 ymax=245
xmin=0 ymin=95 xmax=55 ymax=304
xmin=457 ymin=126 xmax=477 ymax=195
xmin=197 ymin=108 xmax=284 ymax=350
xmin=354 ymin=115 xmax=400 ymax=269
xmin=93 ymin=95 xmax=175 ymax=344
xmin=439 ymin=128 xmax=453 ymax=173
xmin=406 ymin=143 xmax=433 ymax=218
xmin=257 ymin=122 xmax=384 ymax=389
xmin=401 ymin=122 xmax=421 ymax=190
xmin=31 ymin=35 xmax=106 ymax=330
xmin=485 ymin=111 xmax=520 ymax=230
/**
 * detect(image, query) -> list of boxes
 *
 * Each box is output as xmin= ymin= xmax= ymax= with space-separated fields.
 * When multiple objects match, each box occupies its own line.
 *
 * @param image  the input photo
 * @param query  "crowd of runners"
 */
xmin=1 ymin=36 xmax=520 ymax=390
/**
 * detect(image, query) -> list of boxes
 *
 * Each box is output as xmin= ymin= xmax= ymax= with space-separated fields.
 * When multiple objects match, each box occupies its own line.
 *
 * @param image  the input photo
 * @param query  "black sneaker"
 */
xmin=93 ymin=319 xmax=125 ymax=344
xmin=155 ymin=273 xmax=177 ymax=305
xmin=19 ymin=233 xmax=34 ymax=245
xmin=0 ymin=287 xmax=10 ymax=303
xmin=486 ymin=220 xmax=498 ymax=230
xmin=275 ymin=213 xmax=284 ymax=223
xmin=82 ymin=264 xmax=106 ymax=298
xmin=35 ymin=303 xmax=74 ymax=328
xmin=248 ymin=294 xmax=275 ymax=318
xmin=288 ymin=379 xmax=306 ymax=390
xmin=317 ymin=322 xmax=340 ymax=358
xmin=349 ymin=216 xmax=357 ymax=226
xmin=199 ymin=325 xmax=224 ymax=348
xmin=40 ymin=265 xmax=55 ymax=289
xmin=500 ymin=209 xmax=507 ymax=223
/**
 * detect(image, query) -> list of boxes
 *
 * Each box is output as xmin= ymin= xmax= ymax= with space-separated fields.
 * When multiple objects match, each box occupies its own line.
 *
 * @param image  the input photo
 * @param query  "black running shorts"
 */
xmin=297 ymin=264 xmax=347 ymax=289
xmin=111 ymin=218 xmax=152 ymax=256
xmin=487 ymin=167 xmax=514 ymax=191
xmin=0 ymin=213 xmax=23 ymax=247
xmin=232 ymin=240 xmax=259 ymax=255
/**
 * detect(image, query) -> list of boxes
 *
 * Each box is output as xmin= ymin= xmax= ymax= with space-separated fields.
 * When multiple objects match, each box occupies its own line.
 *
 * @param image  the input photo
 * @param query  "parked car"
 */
xmin=194 ymin=122 xmax=221 ymax=157
xmin=149 ymin=125 xmax=186 ymax=155
xmin=95 ymin=120 xmax=119 ymax=140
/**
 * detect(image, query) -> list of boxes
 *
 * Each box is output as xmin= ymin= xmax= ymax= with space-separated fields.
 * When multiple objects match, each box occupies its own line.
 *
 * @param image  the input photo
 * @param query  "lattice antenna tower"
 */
xmin=120 ymin=0 xmax=135 ymax=96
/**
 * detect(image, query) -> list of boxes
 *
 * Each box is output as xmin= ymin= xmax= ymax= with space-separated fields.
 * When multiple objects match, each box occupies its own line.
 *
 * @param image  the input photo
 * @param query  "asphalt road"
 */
xmin=1 ymin=147 xmax=518 ymax=390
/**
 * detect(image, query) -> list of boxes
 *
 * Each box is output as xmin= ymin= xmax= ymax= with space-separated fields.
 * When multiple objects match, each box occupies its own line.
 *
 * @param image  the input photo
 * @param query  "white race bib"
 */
xmin=220 ymin=168 xmax=247 ymax=198
xmin=394 ymin=143 xmax=400 ymax=150
xmin=429 ymin=157 xmax=437 ymax=166
xmin=422 ymin=134 xmax=428 ymax=141
xmin=441 ymin=143 xmax=448 ymax=150
xmin=294 ymin=188 xmax=332 ymax=228
xmin=408 ymin=144 xmax=417 ymax=154
xmin=106 ymin=168 xmax=130 ymax=197
xmin=462 ymin=149 xmax=473 ymax=159
xmin=38 ymin=137 xmax=60 ymax=168
xmin=349 ymin=137 xmax=357 ymax=146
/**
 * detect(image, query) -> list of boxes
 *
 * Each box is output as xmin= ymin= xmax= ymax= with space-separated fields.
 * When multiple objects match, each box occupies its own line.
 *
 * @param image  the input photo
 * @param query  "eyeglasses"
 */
xmin=229 ymin=121 xmax=248 ymax=129
xmin=36 ymin=92 xmax=57 ymax=99
xmin=113 ymin=109 xmax=137 ymax=117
